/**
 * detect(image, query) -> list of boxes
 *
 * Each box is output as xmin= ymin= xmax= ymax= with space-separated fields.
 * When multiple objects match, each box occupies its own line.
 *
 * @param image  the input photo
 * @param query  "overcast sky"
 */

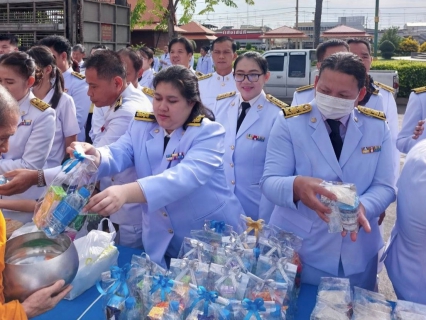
xmin=176 ymin=0 xmax=426 ymax=29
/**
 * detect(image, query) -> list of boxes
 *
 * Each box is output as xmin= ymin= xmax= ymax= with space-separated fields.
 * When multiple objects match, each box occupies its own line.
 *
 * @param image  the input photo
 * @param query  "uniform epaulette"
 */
xmin=412 ymin=86 xmax=426 ymax=94
xmin=134 ymin=111 xmax=156 ymax=122
xmin=282 ymin=104 xmax=312 ymax=118
xmin=216 ymin=91 xmax=236 ymax=100
xmin=187 ymin=115 xmax=205 ymax=127
xmin=71 ymin=71 xmax=85 ymax=80
xmin=266 ymin=94 xmax=289 ymax=110
xmin=114 ymin=96 xmax=123 ymax=112
xmin=195 ymin=71 xmax=204 ymax=77
xmin=197 ymin=73 xmax=212 ymax=81
xmin=357 ymin=106 xmax=386 ymax=121
xmin=30 ymin=98 xmax=50 ymax=112
xmin=372 ymin=89 xmax=379 ymax=95
xmin=295 ymin=84 xmax=314 ymax=92
xmin=142 ymin=87 xmax=154 ymax=97
xmin=374 ymin=81 xmax=395 ymax=94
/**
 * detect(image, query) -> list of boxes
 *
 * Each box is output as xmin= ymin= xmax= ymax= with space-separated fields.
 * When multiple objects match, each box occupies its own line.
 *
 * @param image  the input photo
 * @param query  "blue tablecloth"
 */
xmin=34 ymin=246 xmax=318 ymax=320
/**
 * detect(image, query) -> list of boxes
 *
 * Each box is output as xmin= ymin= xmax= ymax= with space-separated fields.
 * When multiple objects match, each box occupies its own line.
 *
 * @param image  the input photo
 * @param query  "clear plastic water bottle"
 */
xmin=122 ymin=297 xmax=140 ymax=320
xmin=0 ymin=175 xmax=8 ymax=185
xmin=43 ymin=187 xmax=90 ymax=238
xmin=337 ymin=196 xmax=360 ymax=232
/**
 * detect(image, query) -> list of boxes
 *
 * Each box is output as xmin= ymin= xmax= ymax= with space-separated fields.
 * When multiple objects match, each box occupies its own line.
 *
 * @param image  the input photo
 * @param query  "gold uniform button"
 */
xmin=230 ymin=163 xmax=234 ymax=168
xmin=154 ymin=129 xmax=159 ymax=133
xmin=162 ymin=212 xmax=168 ymax=217
xmin=168 ymin=229 xmax=174 ymax=234
xmin=231 ymin=180 xmax=235 ymax=185
xmin=230 ymin=145 xmax=235 ymax=150
xmin=221 ymin=83 xmax=225 ymax=87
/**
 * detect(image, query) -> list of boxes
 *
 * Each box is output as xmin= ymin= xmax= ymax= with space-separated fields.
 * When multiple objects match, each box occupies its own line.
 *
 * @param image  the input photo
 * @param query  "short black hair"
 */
xmin=118 ymin=47 xmax=143 ymax=72
xmin=153 ymin=65 xmax=214 ymax=129
xmin=138 ymin=46 xmax=154 ymax=68
xmin=91 ymin=44 xmax=108 ymax=53
xmin=347 ymin=38 xmax=372 ymax=55
xmin=0 ymin=34 xmax=19 ymax=47
xmin=0 ymin=51 xmax=36 ymax=81
xmin=72 ymin=44 xmax=85 ymax=53
xmin=316 ymin=39 xmax=349 ymax=62
xmin=168 ymin=37 xmax=194 ymax=55
xmin=38 ymin=35 xmax=72 ymax=59
xmin=234 ymin=51 xmax=268 ymax=74
xmin=84 ymin=50 xmax=126 ymax=80
xmin=212 ymin=36 xmax=237 ymax=52
xmin=319 ymin=52 xmax=366 ymax=90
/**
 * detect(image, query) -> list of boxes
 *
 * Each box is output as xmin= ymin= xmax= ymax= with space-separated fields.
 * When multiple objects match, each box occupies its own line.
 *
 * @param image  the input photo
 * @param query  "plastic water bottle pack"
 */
xmin=33 ymin=145 xmax=98 ymax=238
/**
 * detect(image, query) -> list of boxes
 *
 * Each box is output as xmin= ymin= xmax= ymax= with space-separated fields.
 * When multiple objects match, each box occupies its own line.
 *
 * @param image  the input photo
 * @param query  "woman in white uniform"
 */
xmin=0 ymin=52 xmax=55 ymax=222
xmin=70 ymin=66 xmax=243 ymax=267
xmin=28 ymin=46 xmax=80 ymax=168
xmin=213 ymin=52 xmax=287 ymax=222
xmin=138 ymin=46 xmax=155 ymax=89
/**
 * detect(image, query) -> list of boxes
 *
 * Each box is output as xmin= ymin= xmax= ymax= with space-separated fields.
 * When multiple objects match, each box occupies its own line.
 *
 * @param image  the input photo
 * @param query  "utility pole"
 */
xmin=374 ymin=0 xmax=379 ymax=59
xmin=296 ymin=0 xmax=299 ymax=29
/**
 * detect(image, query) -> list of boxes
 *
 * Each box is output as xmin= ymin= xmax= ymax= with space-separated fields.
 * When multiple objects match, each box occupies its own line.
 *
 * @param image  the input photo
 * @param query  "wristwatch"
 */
xmin=37 ymin=169 xmax=46 ymax=187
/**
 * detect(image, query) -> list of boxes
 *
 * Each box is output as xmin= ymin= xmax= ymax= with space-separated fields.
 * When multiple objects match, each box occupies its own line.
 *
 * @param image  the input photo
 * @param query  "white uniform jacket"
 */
xmin=199 ymin=72 xmax=237 ymax=111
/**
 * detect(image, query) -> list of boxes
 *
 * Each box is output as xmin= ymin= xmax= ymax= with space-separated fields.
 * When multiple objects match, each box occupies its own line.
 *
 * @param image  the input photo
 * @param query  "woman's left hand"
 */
xmin=341 ymin=202 xmax=371 ymax=242
xmin=83 ymin=185 xmax=126 ymax=216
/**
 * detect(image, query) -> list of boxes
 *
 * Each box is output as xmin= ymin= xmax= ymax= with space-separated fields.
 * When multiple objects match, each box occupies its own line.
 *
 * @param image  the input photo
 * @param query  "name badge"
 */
xmin=166 ymin=152 xmax=184 ymax=161
xmin=362 ymin=146 xmax=381 ymax=154
xmin=20 ymin=119 xmax=32 ymax=126
xmin=246 ymin=134 xmax=265 ymax=142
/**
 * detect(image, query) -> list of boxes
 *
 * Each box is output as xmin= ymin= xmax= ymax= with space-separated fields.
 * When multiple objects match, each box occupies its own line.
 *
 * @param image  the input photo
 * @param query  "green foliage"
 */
xmin=236 ymin=41 xmax=241 ymax=50
xmin=371 ymin=60 xmax=426 ymax=97
xmin=236 ymin=48 xmax=264 ymax=55
xmin=379 ymin=26 xmax=402 ymax=51
xmin=420 ymin=42 xmax=426 ymax=53
xmin=130 ymin=0 xmax=147 ymax=30
xmin=245 ymin=43 xmax=252 ymax=50
xmin=399 ymin=37 xmax=420 ymax=54
xmin=379 ymin=40 xmax=396 ymax=59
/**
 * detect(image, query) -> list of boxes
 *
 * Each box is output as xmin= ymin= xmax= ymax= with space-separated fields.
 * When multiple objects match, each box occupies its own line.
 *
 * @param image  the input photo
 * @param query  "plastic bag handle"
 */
xmin=98 ymin=218 xmax=116 ymax=235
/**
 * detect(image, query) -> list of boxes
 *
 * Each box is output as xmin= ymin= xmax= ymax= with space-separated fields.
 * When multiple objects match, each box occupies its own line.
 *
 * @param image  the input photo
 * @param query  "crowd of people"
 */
xmin=0 ymin=32 xmax=425 ymax=318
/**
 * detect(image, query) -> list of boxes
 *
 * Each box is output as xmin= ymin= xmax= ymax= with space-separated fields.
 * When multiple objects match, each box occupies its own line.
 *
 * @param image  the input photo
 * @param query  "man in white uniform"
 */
xmin=159 ymin=45 xmax=171 ymax=70
xmin=199 ymin=36 xmax=238 ymax=111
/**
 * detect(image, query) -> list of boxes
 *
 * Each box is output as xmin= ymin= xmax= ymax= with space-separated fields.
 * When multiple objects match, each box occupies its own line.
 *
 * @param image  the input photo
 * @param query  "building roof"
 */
xmin=132 ymin=24 xmax=187 ymax=32
xmin=321 ymin=25 xmax=372 ymax=38
xmin=260 ymin=26 xmax=308 ymax=39
xmin=179 ymin=21 xmax=216 ymax=35
xmin=405 ymin=22 xmax=426 ymax=27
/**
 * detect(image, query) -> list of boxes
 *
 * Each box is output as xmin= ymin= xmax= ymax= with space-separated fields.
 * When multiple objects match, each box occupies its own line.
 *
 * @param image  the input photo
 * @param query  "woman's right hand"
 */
xmin=0 ymin=169 xmax=38 ymax=196
xmin=67 ymin=142 xmax=101 ymax=167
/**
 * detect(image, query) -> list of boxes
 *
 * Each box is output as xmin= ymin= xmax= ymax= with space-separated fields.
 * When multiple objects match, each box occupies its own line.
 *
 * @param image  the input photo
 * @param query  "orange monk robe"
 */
xmin=0 ymin=212 xmax=27 ymax=320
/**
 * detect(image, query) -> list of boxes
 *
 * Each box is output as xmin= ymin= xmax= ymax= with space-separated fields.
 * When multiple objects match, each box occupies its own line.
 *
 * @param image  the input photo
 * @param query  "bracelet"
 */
xmin=37 ymin=169 xmax=46 ymax=187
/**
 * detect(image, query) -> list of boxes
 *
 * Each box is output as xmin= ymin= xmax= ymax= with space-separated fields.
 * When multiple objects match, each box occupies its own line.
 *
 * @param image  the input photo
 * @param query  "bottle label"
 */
xmin=52 ymin=201 xmax=79 ymax=226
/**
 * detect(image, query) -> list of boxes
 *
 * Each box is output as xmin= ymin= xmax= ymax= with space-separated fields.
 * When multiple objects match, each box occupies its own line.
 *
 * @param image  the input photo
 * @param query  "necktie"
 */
xmin=164 ymin=135 xmax=170 ymax=153
xmin=236 ymin=102 xmax=251 ymax=133
xmin=326 ymin=119 xmax=343 ymax=160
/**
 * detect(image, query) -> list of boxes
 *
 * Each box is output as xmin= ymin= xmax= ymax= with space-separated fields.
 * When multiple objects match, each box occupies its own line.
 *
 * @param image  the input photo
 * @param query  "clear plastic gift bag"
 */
xmin=229 ymin=298 xmax=286 ymax=320
xmin=206 ymin=262 xmax=249 ymax=300
xmin=317 ymin=277 xmax=352 ymax=310
xmin=352 ymin=287 xmax=392 ymax=320
xmin=239 ymin=214 xmax=266 ymax=246
xmin=310 ymin=299 xmax=351 ymax=320
xmin=169 ymin=258 xmax=209 ymax=287
xmin=178 ymin=238 xmax=214 ymax=264
xmin=185 ymin=286 xmax=230 ymax=319
xmin=245 ymin=273 xmax=289 ymax=308
xmin=393 ymin=300 xmax=426 ymax=320
xmin=190 ymin=220 xmax=234 ymax=249
xmin=212 ymin=245 xmax=259 ymax=273
xmin=33 ymin=145 xmax=98 ymax=237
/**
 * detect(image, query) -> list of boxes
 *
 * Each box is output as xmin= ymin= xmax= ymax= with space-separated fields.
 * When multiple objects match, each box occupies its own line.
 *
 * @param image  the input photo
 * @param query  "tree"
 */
xmin=313 ymin=0 xmax=323 ymax=48
xmin=130 ymin=0 xmax=148 ymax=31
xmin=246 ymin=43 xmax=252 ymax=50
xmin=399 ymin=36 xmax=420 ymax=54
xmin=236 ymin=41 xmax=241 ymax=50
xmin=420 ymin=42 xmax=426 ymax=53
xmin=150 ymin=0 xmax=255 ymax=40
xmin=379 ymin=26 xmax=402 ymax=51
xmin=379 ymin=40 xmax=395 ymax=59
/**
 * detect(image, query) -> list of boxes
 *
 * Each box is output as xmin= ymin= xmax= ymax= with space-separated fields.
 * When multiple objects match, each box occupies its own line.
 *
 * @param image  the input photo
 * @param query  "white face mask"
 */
xmin=315 ymin=90 xmax=359 ymax=120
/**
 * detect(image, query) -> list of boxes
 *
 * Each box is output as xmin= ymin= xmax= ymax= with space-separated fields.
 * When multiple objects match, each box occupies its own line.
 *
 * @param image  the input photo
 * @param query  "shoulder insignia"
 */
xmin=195 ymin=71 xmax=204 ymax=77
xmin=114 ymin=96 xmax=123 ymax=112
xmin=266 ymin=94 xmax=289 ymax=110
xmin=282 ymin=104 xmax=312 ymax=118
xmin=197 ymin=73 xmax=212 ymax=81
xmin=412 ymin=86 xmax=426 ymax=94
xmin=187 ymin=115 xmax=205 ymax=127
xmin=374 ymin=81 xmax=395 ymax=94
xmin=357 ymin=106 xmax=386 ymax=121
xmin=372 ymin=89 xmax=379 ymax=95
xmin=216 ymin=91 xmax=236 ymax=100
xmin=134 ymin=111 xmax=156 ymax=122
xmin=296 ymin=84 xmax=314 ymax=92
xmin=30 ymin=98 xmax=50 ymax=112
xmin=71 ymin=71 xmax=85 ymax=80
xmin=142 ymin=87 xmax=154 ymax=97
xmin=153 ymin=72 xmax=157 ymax=76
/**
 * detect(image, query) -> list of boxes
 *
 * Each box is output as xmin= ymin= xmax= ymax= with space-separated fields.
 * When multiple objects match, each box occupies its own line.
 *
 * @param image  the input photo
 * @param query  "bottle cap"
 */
xmin=125 ymin=296 xmax=136 ymax=309
xmin=78 ymin=187 xmax=90 ymax=198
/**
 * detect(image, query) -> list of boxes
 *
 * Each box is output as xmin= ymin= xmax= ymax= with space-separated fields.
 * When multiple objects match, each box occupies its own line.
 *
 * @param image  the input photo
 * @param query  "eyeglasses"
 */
xmin=233 ymin=73 xmax=263 ymax=82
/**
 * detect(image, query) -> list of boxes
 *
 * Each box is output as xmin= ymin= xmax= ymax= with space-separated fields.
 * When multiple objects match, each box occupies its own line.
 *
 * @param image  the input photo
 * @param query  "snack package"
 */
xmin=352 ymin=287 xmax=392 ymax=320
xmin=393 ymin=300 xmax=426 ymax=320
xmin=310 ymin=299 xmax=350 ymax=320
xmin=229 ymin=298 xmax=285 ymax=320
xmin=142 ymin=274 xmax=188 ymax=319
xmin=319 ymin=181 xmax=360 ymax=233
xmin=245 ymin=273 xmax=289 ymax=308
xmin=178 ymin=238 xmax=214 ymax=264
xmin=34 ymin=145 xmax=98 ymax=231
xmin=169 ymin=258 xmax=209 ymax=287
xmin=207 ymin=263 xmax=249 ymax=300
